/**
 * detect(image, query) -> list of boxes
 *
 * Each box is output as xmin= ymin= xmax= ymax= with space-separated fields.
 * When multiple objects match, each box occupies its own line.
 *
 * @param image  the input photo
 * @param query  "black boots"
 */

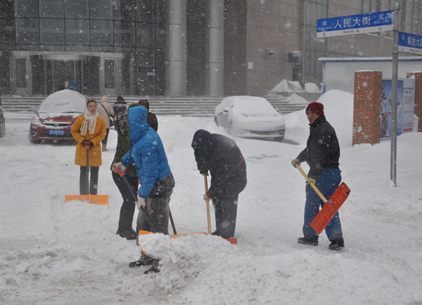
xmin=129 ymin=253 xmax=160 ymax=274
xmin=298 ymin=235 xmax=345 ymax=250
xmin=116 ymin=228 xmax=138 ymax=240
xmin=328 ymin=237 xmax=345 ymax=250
xmin=298 ymin=236 xmax=319 ymax=246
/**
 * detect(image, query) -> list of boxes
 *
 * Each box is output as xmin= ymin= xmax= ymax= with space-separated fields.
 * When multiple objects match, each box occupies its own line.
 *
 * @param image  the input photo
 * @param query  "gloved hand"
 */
xmin=203 ymin=191 xmax=212 ymax=201
xmin=112 ymin=161 xmax=127 ymax=177
xmin=307 ymin=178 xmax=316 ymax=185
xmin=82 ymin=139 xmax=93 ymax=148
xmin=200 ymin=170 xmax=208 ymax=176
xmin=136 ymin=196 xmax=146 ymax=210
xmin=291 ymin=158 xmax=301 ymax=168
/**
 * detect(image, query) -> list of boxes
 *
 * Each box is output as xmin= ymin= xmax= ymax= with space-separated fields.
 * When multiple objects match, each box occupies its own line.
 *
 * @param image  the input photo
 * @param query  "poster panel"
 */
xmin=402 ymin=78 xmax=415 ymax=133
xmin=380 ymin=80 xmax=404 ymax=139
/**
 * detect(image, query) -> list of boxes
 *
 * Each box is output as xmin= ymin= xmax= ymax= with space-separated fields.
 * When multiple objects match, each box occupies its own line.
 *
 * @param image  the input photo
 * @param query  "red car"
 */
xmin=28 ymin=90 xmax=88 ymax=144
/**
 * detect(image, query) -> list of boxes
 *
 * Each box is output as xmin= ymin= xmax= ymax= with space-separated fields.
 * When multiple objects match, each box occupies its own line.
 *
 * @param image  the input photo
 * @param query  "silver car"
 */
xmin=214 ymin=96 xmax=285 ymax=141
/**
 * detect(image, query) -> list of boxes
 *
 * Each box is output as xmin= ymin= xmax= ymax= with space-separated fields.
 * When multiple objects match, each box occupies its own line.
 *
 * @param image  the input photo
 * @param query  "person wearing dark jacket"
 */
xmin=138 ymin=99 xmax=158 ymax=132
xmin=291 ymin=102 xmax=344 ymax=250
xmin=191 ymin=129 xmax=247 ymax=239
xmin=111 ymin=102 xmax=141 ymax=240
xmin=112 ymin=95 xmax=127 ymax=119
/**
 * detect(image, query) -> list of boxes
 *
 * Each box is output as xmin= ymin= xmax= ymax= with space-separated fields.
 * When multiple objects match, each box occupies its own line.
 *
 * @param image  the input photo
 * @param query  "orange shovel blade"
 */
xmin=310 ymin=182 xmax=350 ymax=234
xmin=138 ymin=230 xmax=207 ymax=239
xmin=137 ymin=230 xmax=237 ymax=244
xmin=65 ymin=195 xmax=109 ymax=205
xmin=225 ymin=238 xmax=237 ymax=245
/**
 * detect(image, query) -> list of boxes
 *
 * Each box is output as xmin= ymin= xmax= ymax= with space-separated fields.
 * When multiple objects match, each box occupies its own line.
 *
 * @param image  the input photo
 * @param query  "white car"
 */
xmin=214 ymin=96 xmax=285 ymax=141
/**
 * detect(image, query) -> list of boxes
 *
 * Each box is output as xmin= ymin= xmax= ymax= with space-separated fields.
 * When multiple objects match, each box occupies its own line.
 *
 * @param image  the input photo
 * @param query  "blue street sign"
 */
xmin=398 ymin=32 xmax=422 ymax=55
xmin=317 ymin=10 xmax=394 ymax=38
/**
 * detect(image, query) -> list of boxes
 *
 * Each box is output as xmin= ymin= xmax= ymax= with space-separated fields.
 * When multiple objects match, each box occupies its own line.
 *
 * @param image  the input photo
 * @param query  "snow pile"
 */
xmin=284 ymin=90 xmax=353 ymax=146
xmin=268 ymin=79 xmax=323 ymax=94
xmin=1 ymin=90 xmax=422 ymax=304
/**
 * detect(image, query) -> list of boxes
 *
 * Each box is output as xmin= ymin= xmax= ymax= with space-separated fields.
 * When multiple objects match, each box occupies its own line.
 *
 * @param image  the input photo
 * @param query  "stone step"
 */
xmin=0 ymin=95 xmax=309 ymax=116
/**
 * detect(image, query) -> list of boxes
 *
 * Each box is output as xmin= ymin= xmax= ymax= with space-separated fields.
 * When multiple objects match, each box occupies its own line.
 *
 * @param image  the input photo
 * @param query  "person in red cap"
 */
xmin=291 ymin=102 xmax=344 ymax=250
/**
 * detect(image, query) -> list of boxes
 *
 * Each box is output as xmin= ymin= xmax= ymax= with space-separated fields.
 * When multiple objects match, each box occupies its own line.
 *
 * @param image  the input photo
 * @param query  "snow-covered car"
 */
xmin=214 ymin=96 xmax=285 ymax=141
xmin=28 ymin=90 xmax=88 ymax=144
xmin=0 ymin=103 xmax=5 ymax=138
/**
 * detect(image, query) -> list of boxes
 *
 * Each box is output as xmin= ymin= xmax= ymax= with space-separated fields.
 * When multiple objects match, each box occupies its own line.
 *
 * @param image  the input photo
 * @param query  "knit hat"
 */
xmin=306 ymin=102 xmax=324 ymax=116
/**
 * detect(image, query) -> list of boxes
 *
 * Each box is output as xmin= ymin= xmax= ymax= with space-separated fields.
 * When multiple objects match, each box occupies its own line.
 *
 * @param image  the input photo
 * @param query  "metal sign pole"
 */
xmin=391 ymin=2 xmax=400 ymax=186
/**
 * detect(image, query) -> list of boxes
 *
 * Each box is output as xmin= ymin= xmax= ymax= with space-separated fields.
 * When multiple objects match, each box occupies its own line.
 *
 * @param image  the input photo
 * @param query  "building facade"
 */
xmin=0 ymin=0 xmax=421 ymax=97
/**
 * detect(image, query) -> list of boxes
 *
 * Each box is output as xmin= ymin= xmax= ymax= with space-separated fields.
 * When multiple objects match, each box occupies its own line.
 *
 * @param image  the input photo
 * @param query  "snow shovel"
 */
xmin=295 ymin=164 xmax=351 ymax=234
xmin=203 ymin=174 xmax=237 ymax=245
xmin=65 ymin=143 xmax=109 ymax=205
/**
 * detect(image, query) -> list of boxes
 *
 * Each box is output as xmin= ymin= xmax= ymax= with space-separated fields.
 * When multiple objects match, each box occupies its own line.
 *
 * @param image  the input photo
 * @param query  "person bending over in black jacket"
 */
xmin=191 ymin=129 xmax=247 ymax=239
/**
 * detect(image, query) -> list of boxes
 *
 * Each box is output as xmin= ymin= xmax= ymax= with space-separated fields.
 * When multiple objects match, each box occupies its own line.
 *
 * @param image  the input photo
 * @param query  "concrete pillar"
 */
xmin=208 ymin=0 xmax=224 ymax=97
xmin=353 ymin=71 xmax=383 ymax=146
xmin=168 ymin=0 xmax=187 ymax=96
xmin=406 ymin=72 xmax=422 ymax=132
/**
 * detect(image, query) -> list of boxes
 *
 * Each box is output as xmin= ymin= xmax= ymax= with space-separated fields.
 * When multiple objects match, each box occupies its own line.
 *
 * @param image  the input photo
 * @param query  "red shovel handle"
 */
xmin=113 ymin=164 xmax=125 ymax=177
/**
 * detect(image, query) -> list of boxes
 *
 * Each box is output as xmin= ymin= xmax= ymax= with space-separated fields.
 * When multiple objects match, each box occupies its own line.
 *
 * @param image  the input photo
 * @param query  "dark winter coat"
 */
xmin=191 ymin=130 xmax=247 ymax=198
xmin=296 ymin=115 xmax=340 ymax=179
xmin=111 ymin=103 xmax=135 ymax=177
xmin=120 ymin=106 xmax=173 ymax=198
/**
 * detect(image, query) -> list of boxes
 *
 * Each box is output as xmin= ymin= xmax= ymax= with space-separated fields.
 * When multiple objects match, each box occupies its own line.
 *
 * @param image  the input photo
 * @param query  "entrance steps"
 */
xmin=0 ymin=95 xmax=310 ymax=117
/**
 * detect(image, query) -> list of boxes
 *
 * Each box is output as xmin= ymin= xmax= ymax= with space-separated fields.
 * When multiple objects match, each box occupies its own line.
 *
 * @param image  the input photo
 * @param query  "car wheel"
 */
xmin=0 ymin=122 xmax=5 ymax=137
xmin=29 ymin=138 xmax=42 ymax=144
xmin=214 ymin=117 xmax=219 ymax=126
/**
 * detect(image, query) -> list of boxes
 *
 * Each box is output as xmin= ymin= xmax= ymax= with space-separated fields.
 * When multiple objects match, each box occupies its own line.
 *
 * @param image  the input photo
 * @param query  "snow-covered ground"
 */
xmin=1 ymin=90 xmax=421 ymax=304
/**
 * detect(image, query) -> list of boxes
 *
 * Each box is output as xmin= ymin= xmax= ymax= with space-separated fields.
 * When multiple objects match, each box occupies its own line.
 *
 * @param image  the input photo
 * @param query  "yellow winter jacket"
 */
xmin=71 ymin=115 xmax=107 ymax=167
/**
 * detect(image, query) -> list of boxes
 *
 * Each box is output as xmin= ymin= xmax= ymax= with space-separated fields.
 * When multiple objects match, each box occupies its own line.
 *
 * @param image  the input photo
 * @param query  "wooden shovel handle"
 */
xmin=295 ymin=164 xmax=327 ymax=203
xmin=203 ymin=174 xmax=212 ymax=234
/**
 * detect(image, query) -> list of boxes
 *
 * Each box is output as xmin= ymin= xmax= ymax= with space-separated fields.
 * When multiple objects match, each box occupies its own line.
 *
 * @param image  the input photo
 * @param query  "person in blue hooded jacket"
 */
xmin=112 ymin=106 xmax=175 ymax=235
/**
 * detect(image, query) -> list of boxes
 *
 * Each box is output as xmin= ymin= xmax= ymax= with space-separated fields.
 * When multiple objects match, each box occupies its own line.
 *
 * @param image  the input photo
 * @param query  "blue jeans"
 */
xmin=303 ymin=168 xmax=343 ymax=241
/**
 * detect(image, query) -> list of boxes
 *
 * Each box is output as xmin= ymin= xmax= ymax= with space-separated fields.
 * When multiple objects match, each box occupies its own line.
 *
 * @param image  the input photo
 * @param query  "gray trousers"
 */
xmin=137 ymin=196 xmax=171 ymax=235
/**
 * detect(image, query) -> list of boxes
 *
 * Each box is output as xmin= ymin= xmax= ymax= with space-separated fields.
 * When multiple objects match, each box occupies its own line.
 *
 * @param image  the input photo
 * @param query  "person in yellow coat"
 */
xmin=71 ymin=99 xmax=107 ymax=195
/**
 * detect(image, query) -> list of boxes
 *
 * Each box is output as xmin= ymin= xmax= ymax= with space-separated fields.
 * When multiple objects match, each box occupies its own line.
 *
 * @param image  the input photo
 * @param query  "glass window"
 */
xmin=40 ymin=0 xmax=64 ymax=18
xmin=16 ymin=58 xmax=27 ymax=88
xmin=65 ymin=19 xmax=89 ymax=44
xmin=16 ymin=18 xmax=40 ymax=44
xmin=65 ymin=0 xmax=89 ymax=18
xmin=136 ymin=25 xmax=153 ymax=47
xmin=104 ymin=60 xmax=115 ymax=88
xmin=136 ymin=0 xmax=154 ymax=23
xmin=114 ymin=21 xmax=133 ymax=46
xmin=40 ymin=19 xmax=65 ymax=44
xmin=15 ymin=0 xmax=39 ymax=18
xmin=0 ymin=16 xmax=15 ymax=46
xmin=90 ymin=0 xmax=112 ymax=19
xmin=90 ymin=20 xmax=113 ymax=46
xmin=115 ymin=0 xmax=134 ymax=20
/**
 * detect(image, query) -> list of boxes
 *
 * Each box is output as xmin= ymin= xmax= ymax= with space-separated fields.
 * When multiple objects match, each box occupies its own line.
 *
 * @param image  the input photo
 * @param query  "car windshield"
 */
xmin=232 ymin=98 xmax=278 ymax=117
xmin=38 ymin=90 xmax=87 ymax=113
